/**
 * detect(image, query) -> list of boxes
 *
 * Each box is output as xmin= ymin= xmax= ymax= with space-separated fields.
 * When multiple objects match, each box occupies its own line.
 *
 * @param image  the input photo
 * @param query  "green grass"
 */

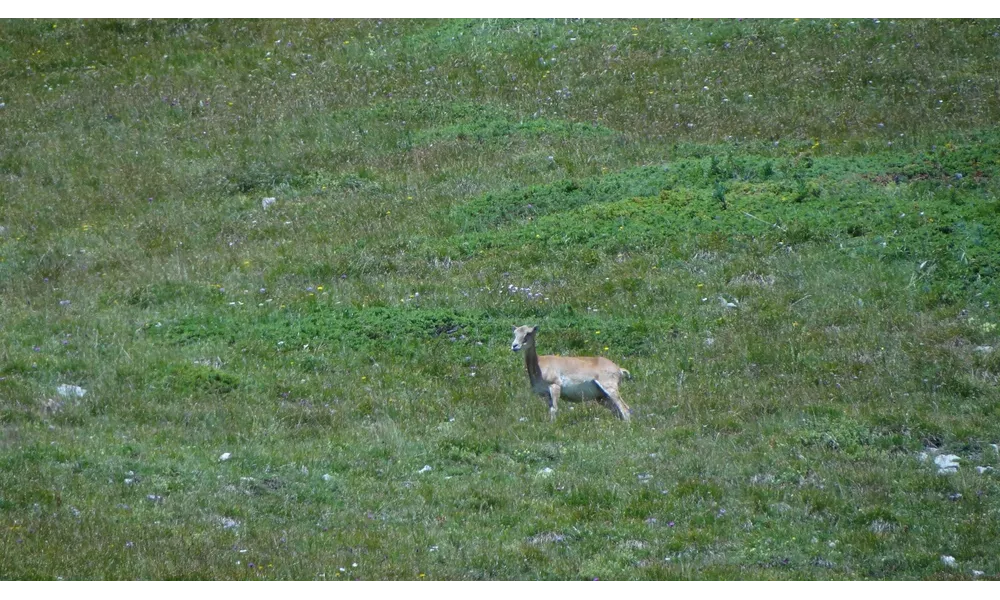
xmin=2 ymin=18 xmax=1000 ymax=580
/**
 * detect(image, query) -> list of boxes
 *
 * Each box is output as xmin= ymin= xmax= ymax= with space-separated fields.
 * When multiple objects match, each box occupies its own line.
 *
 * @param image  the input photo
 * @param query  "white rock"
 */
xmin=262 ymin=197 xmax=276 ymax=209
xmin=220 ymin=517 xmax=240 ymax=529
xmin=418 ymin=465 xmax=433 ymax=474
xmin=537 ymin=467 xmax=554 ymax=477
xmin=322 ymin=474 xmax=333 ymax=481
xmin=934 ymin=454 xmax=960 ymax=474
xmin=56 ymin=384 xmax=87 ymax=398
xmin=972 ymin=570 xmax=984 ymax=577
xmin=976 ymin=466 xmax=994 ymax=474
xmin=917 ymin=452 xmax=929 ymax=462
xmin=973 ymin=345 xmax=994 ymax=353
xmin=219 ymin=452 xmax=232 ymax=461
xmin=941 ymin=555 xmax=957 ymax=567
xmin=992 ymin=444 xmax=999 ymax=454
xmin=718 ymin=296 xmax=738 ymax=309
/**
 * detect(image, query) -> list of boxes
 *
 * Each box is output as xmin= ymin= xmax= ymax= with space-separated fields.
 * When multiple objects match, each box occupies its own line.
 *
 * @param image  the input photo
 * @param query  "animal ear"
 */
xmin=513 ymin=325 xmax=518 ymax=331
xmin=531 ymin=325 xmax=539 ymax=333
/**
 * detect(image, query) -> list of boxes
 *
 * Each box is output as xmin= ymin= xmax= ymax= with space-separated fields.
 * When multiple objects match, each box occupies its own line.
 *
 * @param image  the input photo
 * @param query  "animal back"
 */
xmin=538 ymin=354 xmax=622 ymax=385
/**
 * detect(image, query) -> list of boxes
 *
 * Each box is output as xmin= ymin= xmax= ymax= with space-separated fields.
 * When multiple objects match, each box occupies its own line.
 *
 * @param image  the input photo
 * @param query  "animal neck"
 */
xmin=524 ymin=343 xmax=544 ymax=386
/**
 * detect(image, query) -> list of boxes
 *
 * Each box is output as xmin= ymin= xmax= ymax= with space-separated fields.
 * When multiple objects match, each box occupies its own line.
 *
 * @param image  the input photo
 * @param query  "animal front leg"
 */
xmin=547 ymin=384 xmax=561 ymax=422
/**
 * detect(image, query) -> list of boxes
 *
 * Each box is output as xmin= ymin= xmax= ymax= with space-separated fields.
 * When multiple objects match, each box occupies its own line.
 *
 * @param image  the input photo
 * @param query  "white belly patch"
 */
xmin=559 ymin=380 xmax=602 ymax=401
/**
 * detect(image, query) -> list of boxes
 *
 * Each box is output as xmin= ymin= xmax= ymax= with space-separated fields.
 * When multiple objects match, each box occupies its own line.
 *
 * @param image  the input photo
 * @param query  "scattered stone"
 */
xmin=750 ymin=473 xmax=775 ymax=485
xmin=973 ymin=345 xmax=994 ymax=354
xmin=934 ymin=454 xmax=960 ymax=474
xmin=40 ymin=399 xmax=63 ymax=414
xmin=322 ymin=474 xmax=333 ymax=481
xmin=976 ymin=466 xmax=994 ymax=474
xmin=729 ymin=272 xmax=776 ymax=287
xmin=262 ymin=197 xmax=276 ymax=209
xmin=219 ymin=452 xmax=232 ymax=461
xmin=418 ymin=465 xmax=433 ymax=474
xmin=56 ymin=384 xmax=87 ymax=398
xmin=941 ymin=555 xmax=957 ymax=567
xmin=718 ymin=296 xmax=739 ymax=309
xmin=220 ymin=517 xmax=240 ymax=529
xmin=193 ymin=357 xmax=223 ymax=368
xmin=537 ymin=467 xmax=554 ymax=477
xmin=972 ymin=570 xmax=984 ymax=577
xmin=991 ymin=444 xmax=999 ymax=454
xmin=527 ymin=532 xmax=564 ymax=544
xmin=948 ymin=493 xmax=963 ymax=501
xmin=146 ymin=494 xmax=163 ymax=503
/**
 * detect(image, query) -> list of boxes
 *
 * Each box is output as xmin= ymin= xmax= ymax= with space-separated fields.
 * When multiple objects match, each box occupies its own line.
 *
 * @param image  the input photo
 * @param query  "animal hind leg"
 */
xmin=593 ymin=380 xmax=632 ymax=422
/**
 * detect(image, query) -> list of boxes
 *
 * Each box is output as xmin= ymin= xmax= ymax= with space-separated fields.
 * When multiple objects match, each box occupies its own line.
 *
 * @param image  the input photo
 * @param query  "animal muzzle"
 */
xmin=511 ymin=344 xmax=521 ymax=352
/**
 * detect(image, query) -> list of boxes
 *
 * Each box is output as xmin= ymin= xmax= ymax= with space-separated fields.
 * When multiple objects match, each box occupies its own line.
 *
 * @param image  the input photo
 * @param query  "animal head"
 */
xmin=511 ymin=325 xmax=539 ymax=352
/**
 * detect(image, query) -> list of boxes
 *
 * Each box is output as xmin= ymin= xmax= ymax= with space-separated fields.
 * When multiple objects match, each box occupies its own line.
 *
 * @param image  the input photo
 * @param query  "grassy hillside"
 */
xmin=1 ymin=18 xmax=999 ymax=580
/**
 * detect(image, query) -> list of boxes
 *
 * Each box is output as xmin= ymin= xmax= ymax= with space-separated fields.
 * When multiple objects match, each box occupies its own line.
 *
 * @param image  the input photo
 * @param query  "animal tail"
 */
xmin=620 ymin=368 xmax=632 ymax=379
